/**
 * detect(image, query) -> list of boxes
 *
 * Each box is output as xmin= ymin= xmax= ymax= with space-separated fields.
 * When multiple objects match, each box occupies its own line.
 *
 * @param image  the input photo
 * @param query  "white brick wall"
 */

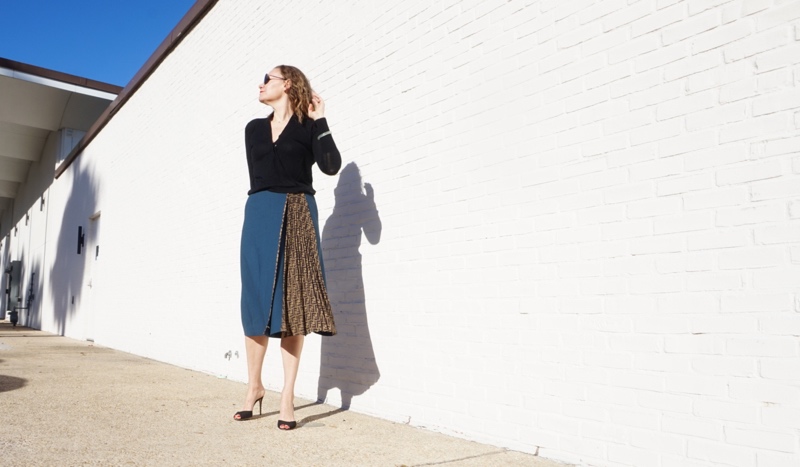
xmin=3 ymin=1 xmax=800 ymax=465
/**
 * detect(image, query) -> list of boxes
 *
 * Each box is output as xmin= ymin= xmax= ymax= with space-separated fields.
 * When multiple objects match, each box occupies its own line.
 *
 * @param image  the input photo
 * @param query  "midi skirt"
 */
xmin=240 ymin=191 xmax=336 ymax=337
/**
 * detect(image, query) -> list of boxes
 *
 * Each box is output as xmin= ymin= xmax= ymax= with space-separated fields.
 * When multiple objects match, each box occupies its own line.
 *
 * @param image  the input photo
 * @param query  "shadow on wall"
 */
xmin=0 ymin=238 xmax=8 ymax=318
xmin=24 ymin=264 xmax=42 ymax=330
xmin=11 ymin=252 xmax=27 ymax=325
xmin=318 ymin=162 xmax=382 ymax=409
xmin=49 ymin=166 xmax=97 ymax=337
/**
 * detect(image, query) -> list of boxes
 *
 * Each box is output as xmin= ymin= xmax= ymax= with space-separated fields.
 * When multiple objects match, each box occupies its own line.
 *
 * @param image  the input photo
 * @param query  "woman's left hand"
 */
xmin=308 ymin=92 xmax=325 ymax=120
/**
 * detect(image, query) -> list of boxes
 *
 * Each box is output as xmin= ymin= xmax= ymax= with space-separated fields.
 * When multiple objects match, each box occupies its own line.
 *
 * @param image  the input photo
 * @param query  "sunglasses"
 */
xmin=264 ymin=74 xmax=288 ymax=84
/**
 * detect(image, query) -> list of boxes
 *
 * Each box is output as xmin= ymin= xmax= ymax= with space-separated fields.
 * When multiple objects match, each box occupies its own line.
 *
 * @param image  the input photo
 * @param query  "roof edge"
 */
xmin=55 ymin=0 xmax=220 ymax=179
xmin=0 ymin=57 xmax=124 ymax=94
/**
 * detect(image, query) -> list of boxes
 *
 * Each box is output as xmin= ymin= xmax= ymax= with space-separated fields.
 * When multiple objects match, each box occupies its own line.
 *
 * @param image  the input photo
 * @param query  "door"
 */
xmin=84 ymin=213 xmax=101 ymax=341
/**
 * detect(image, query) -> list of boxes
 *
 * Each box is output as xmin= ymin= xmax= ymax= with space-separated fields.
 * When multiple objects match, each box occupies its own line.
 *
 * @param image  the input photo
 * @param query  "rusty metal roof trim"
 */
xmin=0 ymin=57 xmax=124 ymax=94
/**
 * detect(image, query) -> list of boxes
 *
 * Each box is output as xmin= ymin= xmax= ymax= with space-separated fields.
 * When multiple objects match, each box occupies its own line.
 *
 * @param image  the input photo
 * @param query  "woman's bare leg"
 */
xmin=235 ymin=335 xmax=268 ymax=419
xmin=279 ymin=334 xmax=304 ymax=427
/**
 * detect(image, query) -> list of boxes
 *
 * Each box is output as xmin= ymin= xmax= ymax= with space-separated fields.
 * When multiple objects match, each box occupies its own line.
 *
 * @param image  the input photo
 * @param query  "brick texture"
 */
xmin=2 ymin=1 xmax=800 ymax=465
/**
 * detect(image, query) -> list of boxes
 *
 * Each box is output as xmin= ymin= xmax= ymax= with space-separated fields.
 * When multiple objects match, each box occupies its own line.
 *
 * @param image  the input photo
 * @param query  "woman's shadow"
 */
xmin=317 ymin=162 xmax=381 ymax=409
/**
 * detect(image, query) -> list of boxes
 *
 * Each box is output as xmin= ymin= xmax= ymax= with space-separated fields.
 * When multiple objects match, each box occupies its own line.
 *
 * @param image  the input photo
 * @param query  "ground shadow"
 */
xmin=317 ymin=162 xmax=382 ymax=409
xmin=49 ymin=165 xmax=97 ymax=336
xmin=0 ymin=374 xmax=27 ymax=393
xmin=298 ymin=406 xmax=348 ymax=426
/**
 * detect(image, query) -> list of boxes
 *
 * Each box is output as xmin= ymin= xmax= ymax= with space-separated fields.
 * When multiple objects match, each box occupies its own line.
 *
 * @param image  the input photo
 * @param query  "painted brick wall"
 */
xmin=7 ymin=1 xmax=800 ymax=466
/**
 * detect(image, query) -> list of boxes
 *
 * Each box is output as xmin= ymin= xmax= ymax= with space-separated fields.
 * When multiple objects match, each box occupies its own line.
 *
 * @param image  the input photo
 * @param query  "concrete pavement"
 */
xmin=0 ymin=322 xmax=570 ymax=467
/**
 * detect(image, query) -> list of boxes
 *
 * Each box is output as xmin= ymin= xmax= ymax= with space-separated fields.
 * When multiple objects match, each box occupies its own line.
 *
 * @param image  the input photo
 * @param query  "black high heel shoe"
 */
xmin=277 ymin=420 xmax=297 ymax=430
xmin=233 ymin=396 xmax=263 ymax=421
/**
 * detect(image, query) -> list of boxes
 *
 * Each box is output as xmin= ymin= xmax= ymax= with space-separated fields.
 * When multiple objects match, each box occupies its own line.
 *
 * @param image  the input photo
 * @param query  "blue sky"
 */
xmin=0 ymin=0 xmax=197 ymax=87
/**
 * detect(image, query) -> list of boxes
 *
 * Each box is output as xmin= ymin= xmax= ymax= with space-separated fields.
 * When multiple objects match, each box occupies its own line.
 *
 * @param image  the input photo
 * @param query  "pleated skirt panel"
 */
xmin=240 ymin=191 xmax=336 ymax=338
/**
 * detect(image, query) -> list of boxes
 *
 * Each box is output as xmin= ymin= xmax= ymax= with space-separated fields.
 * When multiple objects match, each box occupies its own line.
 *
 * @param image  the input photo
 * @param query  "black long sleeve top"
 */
xmin=244 ymin=115 xmax=341 ymax=195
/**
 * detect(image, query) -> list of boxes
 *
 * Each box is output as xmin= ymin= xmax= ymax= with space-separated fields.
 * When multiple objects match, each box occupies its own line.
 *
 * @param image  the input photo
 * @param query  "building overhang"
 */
xmin=0 ymin=58 xmax=121 ymax=225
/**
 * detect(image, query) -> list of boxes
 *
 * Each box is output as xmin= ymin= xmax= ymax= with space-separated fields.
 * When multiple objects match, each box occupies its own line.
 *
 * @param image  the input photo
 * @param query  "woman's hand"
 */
xmin=308 ymin=92 xmax=325 ymax=120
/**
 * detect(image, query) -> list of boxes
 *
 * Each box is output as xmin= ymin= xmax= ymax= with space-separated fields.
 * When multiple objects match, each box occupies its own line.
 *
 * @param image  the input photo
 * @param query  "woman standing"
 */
xmin=235 ymin=65 xmax=341 ymax=430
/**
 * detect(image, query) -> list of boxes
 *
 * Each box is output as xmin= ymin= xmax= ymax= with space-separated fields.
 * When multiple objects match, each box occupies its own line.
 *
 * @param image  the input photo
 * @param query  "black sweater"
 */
xmin=244 ymin=115 xmax=341 ymax=195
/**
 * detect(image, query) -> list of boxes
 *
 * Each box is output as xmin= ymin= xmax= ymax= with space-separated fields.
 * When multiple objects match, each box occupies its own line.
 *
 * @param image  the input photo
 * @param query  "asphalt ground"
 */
xmin=0 ymin=322 xmax=570 ymax=467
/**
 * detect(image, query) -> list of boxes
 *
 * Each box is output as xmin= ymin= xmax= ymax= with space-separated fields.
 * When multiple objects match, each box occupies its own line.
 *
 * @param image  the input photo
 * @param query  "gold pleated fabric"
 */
xmin=281 ymin=193 xmax=336 ymax=337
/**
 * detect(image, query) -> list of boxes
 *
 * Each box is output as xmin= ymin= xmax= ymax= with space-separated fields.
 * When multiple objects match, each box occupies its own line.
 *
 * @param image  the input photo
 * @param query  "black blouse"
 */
xmin=244 ymin=115 xmax=341 ymax=195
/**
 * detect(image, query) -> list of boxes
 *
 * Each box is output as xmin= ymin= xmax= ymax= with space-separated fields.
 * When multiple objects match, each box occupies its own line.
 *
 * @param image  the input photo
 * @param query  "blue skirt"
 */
xmin=240 ymin=191 xmax=335 ymax=337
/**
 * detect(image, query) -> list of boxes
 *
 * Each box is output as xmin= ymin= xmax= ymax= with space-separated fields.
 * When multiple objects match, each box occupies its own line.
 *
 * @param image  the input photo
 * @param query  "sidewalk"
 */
xmin=0 ymin=322 xmax=569 ymax=467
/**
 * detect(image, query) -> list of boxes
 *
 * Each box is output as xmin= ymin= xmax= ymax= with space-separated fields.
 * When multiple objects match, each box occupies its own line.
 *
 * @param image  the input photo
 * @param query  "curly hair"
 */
xmin=278 ymin=65 xmax=313 ymax=123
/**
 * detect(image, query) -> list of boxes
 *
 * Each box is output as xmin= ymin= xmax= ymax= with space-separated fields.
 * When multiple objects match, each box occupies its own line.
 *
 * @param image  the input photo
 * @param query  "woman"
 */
xmin=235 ymin=65 xmax=341 ymax=430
